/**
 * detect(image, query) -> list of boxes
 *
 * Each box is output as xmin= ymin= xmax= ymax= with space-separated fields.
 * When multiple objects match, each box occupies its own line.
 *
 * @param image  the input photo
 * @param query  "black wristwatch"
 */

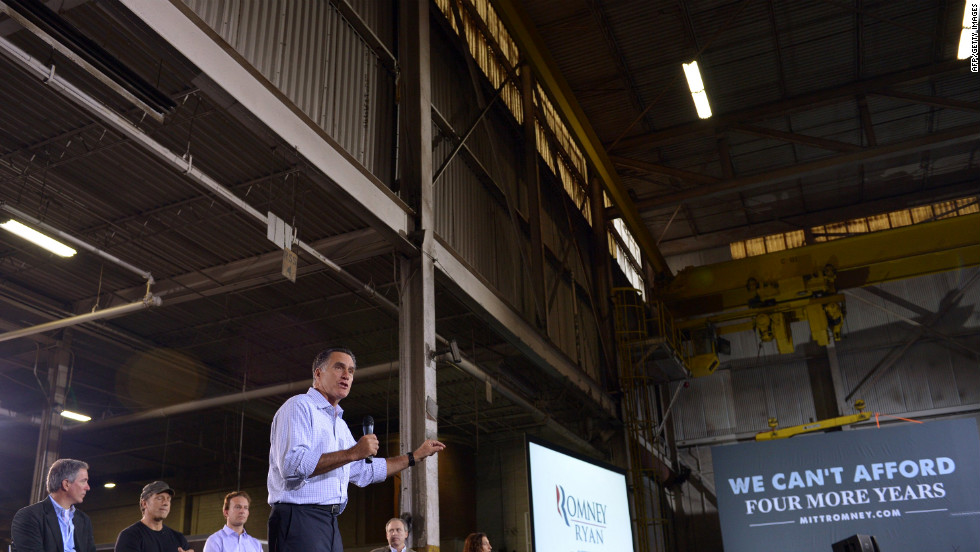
xmin=407 ymin=451 xmax=416 ymax=467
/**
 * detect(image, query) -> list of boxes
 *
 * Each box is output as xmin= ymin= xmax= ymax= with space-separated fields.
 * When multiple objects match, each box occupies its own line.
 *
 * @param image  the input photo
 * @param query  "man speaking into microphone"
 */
xmin=267 ymin=347 xmax=445 ymax=552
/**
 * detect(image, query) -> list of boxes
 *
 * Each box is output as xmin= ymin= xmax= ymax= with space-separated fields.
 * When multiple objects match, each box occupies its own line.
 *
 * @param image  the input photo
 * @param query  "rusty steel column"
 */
xmin=398 ymin=0 xmax=439 ymax=549
xmin=30 ymin=331 xmax=72 ymax=503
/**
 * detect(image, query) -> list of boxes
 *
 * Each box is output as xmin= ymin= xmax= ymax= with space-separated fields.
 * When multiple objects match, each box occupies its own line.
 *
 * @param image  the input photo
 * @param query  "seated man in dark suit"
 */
xmin=11 ymin=458 xmax=97 ymax=552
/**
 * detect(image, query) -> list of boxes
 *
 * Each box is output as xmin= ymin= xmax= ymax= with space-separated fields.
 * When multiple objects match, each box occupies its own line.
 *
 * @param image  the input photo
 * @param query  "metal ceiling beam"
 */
xmin=818 ymin=0 xmax=934 ymax=38
xmin=610 ymin=155 xmax=721 ymax=185
xmin=857 ymin=94 xmax=877 ymax=147
xmin=0 ymin=0 xmax=89 ymax=36
xmin=0 ymin=406 xmax=41 ymax=425
xmin=327 ymin=0 xmax=396 ymax=72
xmin=0 ymin=0 xmax=174 ymax=122
xmin=493 ymin=0 xmax=671 ymax=276
xmin=654 ymin=176 xmax=980 ymax=256
xmin=90 ymin=228 xmax=389 ymax=309
xmin=611 ymin=59 xmax=971 ymax=151
xmin=584 ymin=0 xmax=650 ymax=134
xmin=869 ymin=89 xmax=980 ymax=112
xmin=618 ymin=123 xmax=980 ymax=214
xmin=718 ymin=136 xmax=735 ymax=179
xmin=730 ymin=123 xmax=863 ymax=152
xmin=0 ymin=295 xmax=161 ymax=344
xmin=114 ymin=0 xmax=413 ymax=250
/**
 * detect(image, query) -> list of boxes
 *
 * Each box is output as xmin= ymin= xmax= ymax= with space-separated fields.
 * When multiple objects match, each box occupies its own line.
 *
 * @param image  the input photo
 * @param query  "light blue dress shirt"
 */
xmin=202 ymin=525 xmax=263 ymax=552
xmin=267 ymin=387 xmax=387 ymax=511
xmin=48 ymin=496 xmax=75 ymax=552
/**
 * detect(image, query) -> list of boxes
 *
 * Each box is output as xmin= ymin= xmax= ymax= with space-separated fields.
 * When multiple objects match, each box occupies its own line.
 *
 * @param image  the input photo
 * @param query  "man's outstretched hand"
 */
xmin=414 ymin=439 xmax=446 ymax=459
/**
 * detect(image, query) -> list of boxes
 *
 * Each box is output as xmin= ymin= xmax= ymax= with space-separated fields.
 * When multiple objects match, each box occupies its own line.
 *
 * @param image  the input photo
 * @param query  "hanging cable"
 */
xmin=236 ymin=360 xmax=247 ymax=491
xmin=160 ymin=418 xmax=170 ymax=479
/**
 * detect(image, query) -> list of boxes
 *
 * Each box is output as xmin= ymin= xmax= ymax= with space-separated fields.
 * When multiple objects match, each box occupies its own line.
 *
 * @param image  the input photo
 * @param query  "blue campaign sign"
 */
xmin=711 ymin=418 xmax=980 ymax=551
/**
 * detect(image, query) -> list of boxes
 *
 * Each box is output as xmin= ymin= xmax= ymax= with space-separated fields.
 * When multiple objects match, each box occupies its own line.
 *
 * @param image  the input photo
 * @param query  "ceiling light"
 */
xmin=957 ymin=1 xmax=978 ymax=60
xmin=682 ymin=61 xmax=712 ymax=119
xmin=1 ymin=219 xmax=77 ymax=257
xmin=104 ymin=482 xmax=116 ymax=489
xmin=59 ymin=409 xmax=91 ymax=422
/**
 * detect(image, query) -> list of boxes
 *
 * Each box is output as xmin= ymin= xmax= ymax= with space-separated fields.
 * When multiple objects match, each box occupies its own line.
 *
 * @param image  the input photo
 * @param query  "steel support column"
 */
xmin=397 ymin=1 xmax=439 ymax=549
xmin=806 ymin=342 xmax=842 ymax=422
xmin=826 ymin=335 xmax=849 ymax=420
xmin=29 ymin=332 xmax=71 ymax=503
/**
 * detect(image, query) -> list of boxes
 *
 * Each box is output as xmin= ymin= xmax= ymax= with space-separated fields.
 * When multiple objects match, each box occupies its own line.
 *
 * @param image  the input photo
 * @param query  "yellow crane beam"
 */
xmin=756 ymin=401 xmax=871 ymax=440
xmin=661 ymin=213 xmax=980 ymax=318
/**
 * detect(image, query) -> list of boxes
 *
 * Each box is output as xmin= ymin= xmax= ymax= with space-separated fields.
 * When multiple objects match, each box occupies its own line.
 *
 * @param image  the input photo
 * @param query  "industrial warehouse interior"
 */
xmin=0 ymin=0 xmax=977 ymax=551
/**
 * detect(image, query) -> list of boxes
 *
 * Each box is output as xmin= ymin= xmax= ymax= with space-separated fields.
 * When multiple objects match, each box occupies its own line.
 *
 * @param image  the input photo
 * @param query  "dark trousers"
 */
xmin=269 ymin=503 xmax=344 ymax=552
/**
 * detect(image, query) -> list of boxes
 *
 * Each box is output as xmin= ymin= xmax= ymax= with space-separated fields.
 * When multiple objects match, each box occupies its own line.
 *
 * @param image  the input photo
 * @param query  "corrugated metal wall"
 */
xmin=540 ymin=171 xmax=601 ymax=377
xmin=672 ymin=356 xmax=818 ymax=444
xmin=430 ymin=22 xmax=602 ymax=379
xmin=835 ymin=271 xmax=980 ymax=415
xmin=181 ymin=0 xmax=395 ymax=184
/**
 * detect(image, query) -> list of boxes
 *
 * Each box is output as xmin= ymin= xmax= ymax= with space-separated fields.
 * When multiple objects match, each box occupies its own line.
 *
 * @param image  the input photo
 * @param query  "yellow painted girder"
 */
xmin=676 ymin=294 xmax=845 ymax=330
xmin=755 ymin=411 xmax=872 ymax=440
xmin=661 ymin=213 xmax=980 ymax=317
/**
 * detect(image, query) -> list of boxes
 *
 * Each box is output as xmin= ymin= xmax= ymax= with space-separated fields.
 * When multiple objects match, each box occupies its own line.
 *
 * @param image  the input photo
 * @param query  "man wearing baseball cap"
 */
xmin=113 ymin=481 xmax=194 ymax=552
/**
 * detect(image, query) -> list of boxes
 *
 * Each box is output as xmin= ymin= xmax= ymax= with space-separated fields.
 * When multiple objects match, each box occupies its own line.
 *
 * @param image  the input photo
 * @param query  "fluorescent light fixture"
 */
xmin=104 ymin=482 xmax=116 ymax=489
xmin=959 ymin=28 xmax=973 ymax=59
xmin=59 ymin=409 xmax=91 ymax=422
xmin=958 ymin=1 xmax=978 ymax=60
xmin=682 ymin=61 xmax=712 ymax=119
xmin=1 ymin=219 xmax=77 ymax=257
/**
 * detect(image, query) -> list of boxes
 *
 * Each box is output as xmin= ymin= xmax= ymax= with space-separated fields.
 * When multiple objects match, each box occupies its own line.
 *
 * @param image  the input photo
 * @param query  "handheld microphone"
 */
xmin=362 ymin=415 xmax=375 ymax=463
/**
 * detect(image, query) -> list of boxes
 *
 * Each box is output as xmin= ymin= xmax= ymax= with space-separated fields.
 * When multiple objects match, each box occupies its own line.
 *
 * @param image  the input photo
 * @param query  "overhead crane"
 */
xmin=626 ymin=213 xmax=980 ymax=379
